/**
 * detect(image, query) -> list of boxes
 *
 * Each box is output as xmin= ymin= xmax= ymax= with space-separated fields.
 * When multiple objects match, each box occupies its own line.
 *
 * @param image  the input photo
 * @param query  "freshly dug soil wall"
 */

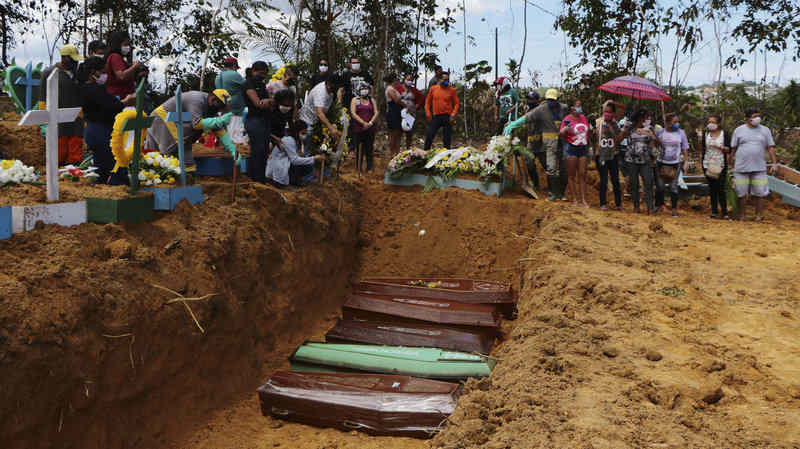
xmin=0 ymin=179 xmax=362 ymax=449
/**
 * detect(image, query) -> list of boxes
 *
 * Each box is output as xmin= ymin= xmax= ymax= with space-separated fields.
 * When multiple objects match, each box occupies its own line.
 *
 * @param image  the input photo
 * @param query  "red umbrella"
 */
xmin=598 ymin=75 xmax=671 ymax=101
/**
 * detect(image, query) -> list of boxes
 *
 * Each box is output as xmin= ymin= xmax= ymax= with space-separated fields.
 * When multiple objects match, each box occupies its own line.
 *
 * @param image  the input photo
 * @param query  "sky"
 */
xmin=8 ymin=0 xmax=799 ymax=91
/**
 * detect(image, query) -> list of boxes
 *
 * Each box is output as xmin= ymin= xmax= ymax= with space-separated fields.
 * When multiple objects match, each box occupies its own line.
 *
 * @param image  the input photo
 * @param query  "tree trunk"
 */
xmin=374 ymin=0 xmax=392 ymax=112
xmin=1 ymin=14 xmax=8 ymax=67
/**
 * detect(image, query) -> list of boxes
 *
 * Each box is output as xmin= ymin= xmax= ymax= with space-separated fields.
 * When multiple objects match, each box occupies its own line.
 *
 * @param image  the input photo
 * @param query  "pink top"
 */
xmin=352 ymin=99 xmax=375 ymax=133
xmin=560 ymin=114 xmax=590 ymax=146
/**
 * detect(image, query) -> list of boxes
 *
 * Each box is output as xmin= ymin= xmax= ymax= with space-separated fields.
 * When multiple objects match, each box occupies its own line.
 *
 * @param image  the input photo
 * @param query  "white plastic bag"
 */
xmin=401 ymin=108 xmax=415 ymax=132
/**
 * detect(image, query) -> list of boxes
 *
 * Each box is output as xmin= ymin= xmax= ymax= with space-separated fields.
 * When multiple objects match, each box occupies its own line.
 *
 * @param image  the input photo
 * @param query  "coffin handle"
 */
xmin=342 ymin=420 xmax=367 ymax=430
xmin=271 ymin=407 xmax=291 ymax=416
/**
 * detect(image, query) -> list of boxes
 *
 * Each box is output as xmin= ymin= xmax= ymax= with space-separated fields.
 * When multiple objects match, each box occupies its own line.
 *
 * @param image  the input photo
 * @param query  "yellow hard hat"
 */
xmin=60 ymin=44 xmax=84 ymax=62
xmin=212 ymin=89 xmax=231 ymax=104
xmin=545 ymin=88 xmax=559 ymax=100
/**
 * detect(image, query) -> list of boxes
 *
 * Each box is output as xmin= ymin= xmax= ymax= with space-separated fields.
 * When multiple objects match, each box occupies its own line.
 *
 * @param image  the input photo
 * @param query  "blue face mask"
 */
xmin=672 ymin=123 xmax=680 ymax=130
xmin=574 ymin=107 xmax=582 ymax=114
xmin=441 ymin=80 xmax=450 ymax=87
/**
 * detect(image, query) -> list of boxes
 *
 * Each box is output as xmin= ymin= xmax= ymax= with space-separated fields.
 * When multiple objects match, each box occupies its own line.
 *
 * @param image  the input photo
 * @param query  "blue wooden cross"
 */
xmin=166 ymin=85 xmax=192 ymax=186
xmin=123 ymin=79 xmax=155 ymax=194
xmin=15 ymin=62 xmax=41 ymax=112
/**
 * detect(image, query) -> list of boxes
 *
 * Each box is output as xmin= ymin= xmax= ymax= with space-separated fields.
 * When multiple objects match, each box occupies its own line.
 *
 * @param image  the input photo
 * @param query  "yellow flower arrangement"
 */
xmin=110 ymin=109 xmax=148 ymax=172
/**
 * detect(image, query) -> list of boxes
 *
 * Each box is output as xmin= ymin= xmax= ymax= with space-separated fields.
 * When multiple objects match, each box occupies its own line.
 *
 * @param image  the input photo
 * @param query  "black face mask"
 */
xmin=287 ymin=78 xmax=296 ymax=86
xmin=64 ymin=59 xmax=77 ymax=72
xmin=253 ymin=73 xmax=265 ymax=82
xmin=528 ymin=102 xmax=538 ymax=109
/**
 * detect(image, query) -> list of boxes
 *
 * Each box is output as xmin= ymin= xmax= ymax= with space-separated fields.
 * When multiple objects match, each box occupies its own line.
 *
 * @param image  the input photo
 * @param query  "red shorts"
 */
xmin=59 ymin=136 xmax=84 ymax=165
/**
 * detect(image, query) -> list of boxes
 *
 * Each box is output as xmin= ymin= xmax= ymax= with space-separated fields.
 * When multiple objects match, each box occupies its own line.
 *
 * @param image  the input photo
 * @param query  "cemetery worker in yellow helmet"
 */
xmin=144 ymin=89 xmax=236 ymax=170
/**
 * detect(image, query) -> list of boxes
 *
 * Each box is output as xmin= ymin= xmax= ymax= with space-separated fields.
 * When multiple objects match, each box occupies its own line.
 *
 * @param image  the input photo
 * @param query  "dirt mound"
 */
xmin=0 ymin=178 xmax=362 ymax=449
xmin=0 ymin=112 xmax=46 ymax=167
xmin=431 ymin=202 xmax=800 ymax=448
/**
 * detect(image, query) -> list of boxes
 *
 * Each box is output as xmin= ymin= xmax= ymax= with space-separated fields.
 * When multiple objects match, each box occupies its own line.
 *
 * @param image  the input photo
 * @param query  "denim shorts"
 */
xmin=564 ymin=144 xmax=588 ymax=158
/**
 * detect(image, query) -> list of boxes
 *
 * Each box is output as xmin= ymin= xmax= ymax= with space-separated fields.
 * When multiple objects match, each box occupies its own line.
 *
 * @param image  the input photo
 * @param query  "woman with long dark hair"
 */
xmin=105 ymin=31 xmax=142 ymax=98
xmin=80 ymin=56 xmax=135 ymax=183
xmin=384 ymin=72 xmax=404 ymax=156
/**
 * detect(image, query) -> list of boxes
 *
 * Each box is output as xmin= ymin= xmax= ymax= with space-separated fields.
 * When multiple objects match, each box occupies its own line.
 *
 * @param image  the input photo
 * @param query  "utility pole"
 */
xmin=463 ymin=0 xmax=468 ymax=143
xmin=495 ymin=28 xmax=498 ymax=80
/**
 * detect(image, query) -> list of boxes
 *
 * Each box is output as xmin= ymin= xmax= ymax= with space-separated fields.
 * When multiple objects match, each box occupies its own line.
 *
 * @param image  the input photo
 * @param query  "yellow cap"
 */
xmin=212 ymin=89 xmax=231 ymax=104
xmin=60 ymin=44 xmax=84 ymax=62
xmin=545 ymin=88 xmax=559 ymax=100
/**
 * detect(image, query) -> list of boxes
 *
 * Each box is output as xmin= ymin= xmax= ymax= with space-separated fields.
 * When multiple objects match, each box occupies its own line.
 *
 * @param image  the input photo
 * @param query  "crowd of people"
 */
xmin=33 ymin=37 xmax=780 ymax=220
xmin=510 ymin=89 xmax=778 ymax=221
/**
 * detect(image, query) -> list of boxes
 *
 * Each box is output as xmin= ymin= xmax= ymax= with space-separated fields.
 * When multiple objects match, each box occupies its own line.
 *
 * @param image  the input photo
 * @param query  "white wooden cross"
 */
xmin=17 ymin=68 xmax=82 ymax=202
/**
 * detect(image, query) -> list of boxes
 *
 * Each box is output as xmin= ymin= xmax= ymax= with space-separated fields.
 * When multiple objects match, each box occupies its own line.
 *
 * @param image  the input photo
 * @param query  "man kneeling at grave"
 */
xmin=144 ymin=89 xmax=236 ymax=171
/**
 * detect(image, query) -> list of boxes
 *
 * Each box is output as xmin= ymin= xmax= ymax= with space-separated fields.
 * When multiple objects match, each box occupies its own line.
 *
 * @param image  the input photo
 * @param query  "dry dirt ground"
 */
xmin=168 ymin=157 xmax=799 ymax=449
xmin=1 ymin=120 xmax=799 ymax=448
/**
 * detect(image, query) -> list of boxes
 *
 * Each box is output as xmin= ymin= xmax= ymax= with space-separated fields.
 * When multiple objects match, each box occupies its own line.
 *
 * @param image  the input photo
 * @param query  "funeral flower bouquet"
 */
xmin=310 ymin=101 xmax=348 ymax=161
xmin=59 ymin=158 xmax=99 ymax=182
xmin=137 ymin=151 xmax=181 ymax=186
xmin=0 ymin=159 xmax=38 ymax=187
xmin=387 ymin=148 xmax=428 ymax=179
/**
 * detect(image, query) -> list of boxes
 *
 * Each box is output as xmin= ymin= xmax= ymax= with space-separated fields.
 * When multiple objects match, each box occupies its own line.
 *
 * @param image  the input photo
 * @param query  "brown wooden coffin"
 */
xmin=354 ymin=277 xmax=517 ymax=318
xmin=326 ymin=319 xmax=495 ymax=354
xmin=257 ymin=370 xmax=460 ymax=438
xmin=342 ymin=293 xmax=502 ymax=331
xmin=774 ymin=164 xmax=800 ymax=186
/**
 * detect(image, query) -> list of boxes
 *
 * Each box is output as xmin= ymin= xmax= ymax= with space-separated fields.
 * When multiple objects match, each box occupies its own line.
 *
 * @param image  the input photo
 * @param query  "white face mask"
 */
xmin=405 ymin=80 xmax=414 ymax=87
xmin=643 ymin=119 xmax=652 ymax=128
xmin=351 ymin=63 xmax=361 ymax=71
xmin=359 ymin=89 xmax=370 ymax=97
xmin=96 ymin=73 xmax=108 ymax=85
xmin=707 ymin=123 xmax=718 ymax=131
xmin=319 ymin=65 xmax=328 ymax=73
xmin=279 ymin=105 xmax=292 ymax=114
xmin=750 ymin=117 xmax=761 ymax=126
xmin=121 ymin=45 xmax=131 ymax=56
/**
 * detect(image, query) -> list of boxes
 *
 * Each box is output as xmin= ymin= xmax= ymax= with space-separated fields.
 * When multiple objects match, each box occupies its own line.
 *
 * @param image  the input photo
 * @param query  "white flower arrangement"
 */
xmin=139 ymin=152 xmax=181 ymax=186
xmin=59 ymin=164 xmax=99 ymax=182
xmin=0 ymin=159 xmax=38 ymax=187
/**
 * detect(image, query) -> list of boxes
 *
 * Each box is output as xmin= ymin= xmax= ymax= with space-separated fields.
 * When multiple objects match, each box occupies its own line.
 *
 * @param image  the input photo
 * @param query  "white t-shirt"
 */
xmin=731 ymin=124 xmax=775 ymax=173
xmin=299 ymin=81 xmax=332 ymax=126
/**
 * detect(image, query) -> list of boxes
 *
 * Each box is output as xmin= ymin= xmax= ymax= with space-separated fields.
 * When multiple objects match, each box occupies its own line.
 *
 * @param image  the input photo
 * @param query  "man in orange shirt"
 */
xmin=424 ymin=72 xmax=459 ymax=150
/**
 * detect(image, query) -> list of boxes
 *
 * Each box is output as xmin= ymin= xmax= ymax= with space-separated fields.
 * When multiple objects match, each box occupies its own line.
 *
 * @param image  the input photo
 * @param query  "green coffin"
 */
xmin=290 ymin=343 xmax=494 ymax=380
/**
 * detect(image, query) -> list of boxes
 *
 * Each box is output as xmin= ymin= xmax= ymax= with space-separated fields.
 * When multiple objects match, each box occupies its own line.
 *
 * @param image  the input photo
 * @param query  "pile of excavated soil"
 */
xmin=0 ymin=112 xmax=46 ymax=167
xmin=3 ymin=142 xmax=800 ymax=449
xmin=169 ymin=153 xmax=800 ymax=449
xmin=0 ymin=177 xmax=362 ymax=449
xmin=432 ymin=201 xmax=800 ymax=448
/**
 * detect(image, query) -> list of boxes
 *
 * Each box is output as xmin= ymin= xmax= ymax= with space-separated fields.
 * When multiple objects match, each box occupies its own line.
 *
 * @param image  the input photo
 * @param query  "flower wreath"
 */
xmin=110 ymin=109 xmax=148 ymax=172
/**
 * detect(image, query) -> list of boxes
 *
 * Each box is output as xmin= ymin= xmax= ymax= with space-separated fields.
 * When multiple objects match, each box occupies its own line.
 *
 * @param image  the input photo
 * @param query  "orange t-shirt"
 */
xmin=425 ymin=85 xmax=460 ymax=117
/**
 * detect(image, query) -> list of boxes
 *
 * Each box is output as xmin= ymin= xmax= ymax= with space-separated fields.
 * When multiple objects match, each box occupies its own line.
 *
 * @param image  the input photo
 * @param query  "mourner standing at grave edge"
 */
xmin=40 ymin=44 xmax=85 ymax=165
